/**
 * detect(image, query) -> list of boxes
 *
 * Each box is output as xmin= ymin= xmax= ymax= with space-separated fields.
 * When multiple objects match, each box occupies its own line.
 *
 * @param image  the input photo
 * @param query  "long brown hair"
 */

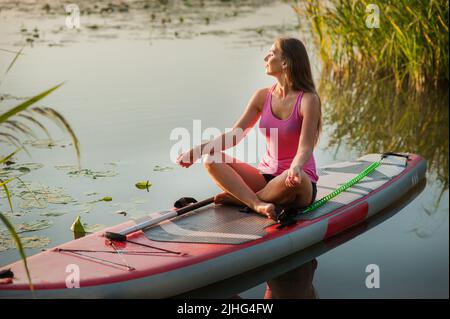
xmin=275 ymin=37 xmax=322 ymax=146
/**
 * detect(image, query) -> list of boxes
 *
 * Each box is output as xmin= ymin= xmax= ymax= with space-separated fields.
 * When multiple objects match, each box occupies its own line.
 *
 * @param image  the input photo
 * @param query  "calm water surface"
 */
xmin=0 ymin=0 xmax=448 ymax=298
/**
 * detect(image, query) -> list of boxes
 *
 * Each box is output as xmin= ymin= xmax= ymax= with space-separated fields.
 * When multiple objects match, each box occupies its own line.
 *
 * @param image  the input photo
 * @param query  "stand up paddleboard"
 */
xmin=0 ymin=153 xmax=427 ymax=298
xmin=176 ymin=178 xmax=426 ymax=298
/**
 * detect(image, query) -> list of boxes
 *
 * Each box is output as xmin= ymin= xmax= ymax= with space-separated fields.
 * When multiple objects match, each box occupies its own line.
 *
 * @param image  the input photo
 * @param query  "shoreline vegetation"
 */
xmin=290 ymin=0 xmax=449 ymax=193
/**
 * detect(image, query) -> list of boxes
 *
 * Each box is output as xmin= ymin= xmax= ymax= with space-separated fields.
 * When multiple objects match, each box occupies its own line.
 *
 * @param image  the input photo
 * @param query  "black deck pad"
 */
xmin=144 ymin=204 xmax=276 ymax=245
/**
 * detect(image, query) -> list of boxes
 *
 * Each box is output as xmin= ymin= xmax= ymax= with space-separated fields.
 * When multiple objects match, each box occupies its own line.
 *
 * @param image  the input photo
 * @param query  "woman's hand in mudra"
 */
xmin=285 ymin=165 xmax=302 ymax=188
xmin=176 ymin=146 xmax=202 ymax=168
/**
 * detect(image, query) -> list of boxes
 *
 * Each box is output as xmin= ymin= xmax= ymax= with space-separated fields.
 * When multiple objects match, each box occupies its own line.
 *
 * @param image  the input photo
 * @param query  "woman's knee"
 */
xmin=282 ymin=169 xmax=310 ymax=186
xmin=203 ymin=153 xmax=222 ymax=169
xmin=294 ymin=173 xmax=313 ymax=207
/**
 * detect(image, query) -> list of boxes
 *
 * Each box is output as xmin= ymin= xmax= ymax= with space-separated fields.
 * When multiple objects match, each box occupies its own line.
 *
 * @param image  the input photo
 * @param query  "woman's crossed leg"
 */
xmin=203 ymin=152 xmax=313 ymax=218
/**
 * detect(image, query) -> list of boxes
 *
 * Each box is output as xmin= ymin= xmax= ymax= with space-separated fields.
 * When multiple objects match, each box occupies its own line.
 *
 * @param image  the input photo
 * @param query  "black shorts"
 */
xmin=262 ymin=173 xmax=277 ymax=184
xmin=262 ymin=173 xmax=317 ymax=206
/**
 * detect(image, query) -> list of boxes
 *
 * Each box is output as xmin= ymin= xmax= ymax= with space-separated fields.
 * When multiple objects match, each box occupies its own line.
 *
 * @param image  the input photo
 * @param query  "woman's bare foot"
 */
xmin=214 ymin=192 xmax=245 ymax=206
xmin=253 ymin=200 xmax=276 ymax=219
xmin=214 ymin=193 xmax=276 ymax=219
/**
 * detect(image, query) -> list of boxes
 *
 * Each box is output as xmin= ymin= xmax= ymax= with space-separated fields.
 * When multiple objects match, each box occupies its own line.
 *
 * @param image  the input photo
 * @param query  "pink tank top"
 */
xmin=258 ymin=84 xmax=319 ymax=183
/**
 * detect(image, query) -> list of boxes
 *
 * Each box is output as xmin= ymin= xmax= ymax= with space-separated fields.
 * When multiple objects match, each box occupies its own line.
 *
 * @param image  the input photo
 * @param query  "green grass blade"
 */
xmin=0 ymin=132 xmax=23 ymax=149
xmin=17 ymin=113 xmax=53 ymax=141
xmin=16 ymin=177 xmax=43 ymax=208
xmin=0 ymin=177 xmax=17 ymax=188
xmin=4 ymin=120 xmax=38 ymax=140
xmin=0 ymin=48 xmax=25 ymax=55
xmin=0 ymin=147 xmax=22 ymax=164
xmin=0 ymin=179 xmax=15 ymax=213
xmin=4 ymin=46 xmax=24 ymax=77
xmin=33 ymin=107 xmax=81 ymax=169
xmin=0 ymin=212 xmax=34 ymax=292
xmin=0 ymin=83 xmax=64 ymax=124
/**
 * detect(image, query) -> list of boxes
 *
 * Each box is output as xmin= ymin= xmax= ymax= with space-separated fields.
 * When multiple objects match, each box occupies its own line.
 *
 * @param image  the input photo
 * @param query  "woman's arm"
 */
xmin=286 ymin=92 xmax=321 ymax=187
xmin=177 ymin=88 xmax=267 ymax=167
xmin=195 ymin=88 xmax=267 ymax=155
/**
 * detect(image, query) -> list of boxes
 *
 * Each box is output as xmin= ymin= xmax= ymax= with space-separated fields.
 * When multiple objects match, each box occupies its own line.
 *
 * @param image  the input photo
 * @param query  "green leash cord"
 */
xmin=302 ymin=161 xmax=382 ymax=214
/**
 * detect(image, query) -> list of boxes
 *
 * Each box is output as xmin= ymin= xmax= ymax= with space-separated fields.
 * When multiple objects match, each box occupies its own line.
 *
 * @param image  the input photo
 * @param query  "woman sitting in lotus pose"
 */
xmin=176 ymin=37 xmax=321 ymax=219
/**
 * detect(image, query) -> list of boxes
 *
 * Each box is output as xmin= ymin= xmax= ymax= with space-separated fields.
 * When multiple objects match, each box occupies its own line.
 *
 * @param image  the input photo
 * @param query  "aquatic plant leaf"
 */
xmin=20 ymin=236 xmax=50 ymax=249
xmin=19 ymin=197 xmax=48 ymax=209
xmin=18 ymin=183 xmax=75 ymax=208
xmin=40 ymin=211 xmax=66 ymax=217
xmin=25 ymin=139 xmax=69 ymax=149
xmin=135 ymin=181 xmax=151 ymax=190
xmin=55 ymin=166 xmax=117 ymax=179
xmin=85 ymin=192 xmax=99 ymax=196
xmin=0 ymin=148 xmax=22 ymax=165
xmin=18 ymin=167 xmax=31 ymax=173
xmin=70 ymin=216 xmax=86 ymax=234
xmin=153 ymin=165 xmax=174 ymax=172
xmin=16 ymin=220 xmax=53 ymax=234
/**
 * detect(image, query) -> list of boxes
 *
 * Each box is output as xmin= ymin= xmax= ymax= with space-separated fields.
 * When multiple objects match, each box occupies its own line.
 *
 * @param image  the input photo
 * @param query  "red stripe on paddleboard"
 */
xmin=324 ymin=202 xmax=368 ymax=240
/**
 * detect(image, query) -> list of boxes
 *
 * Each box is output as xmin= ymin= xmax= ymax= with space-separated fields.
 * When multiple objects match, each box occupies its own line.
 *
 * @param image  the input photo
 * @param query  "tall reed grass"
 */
xmin=291 ymin=0 xmax=449 ymax=92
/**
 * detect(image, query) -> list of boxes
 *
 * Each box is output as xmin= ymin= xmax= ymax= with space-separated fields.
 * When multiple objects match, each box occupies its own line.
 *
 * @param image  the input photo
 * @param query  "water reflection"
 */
xmin=319 ymin=64 xmax=448 ymax=231
xmin=264 ymin=259 xmax=318 ymax=299
xmin=320 ymin=72 xmax=448 ymax=191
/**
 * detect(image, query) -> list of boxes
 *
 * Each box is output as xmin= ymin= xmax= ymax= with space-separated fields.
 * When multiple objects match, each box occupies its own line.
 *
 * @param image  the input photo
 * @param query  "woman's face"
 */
xmin=264 ymin=44 xmax=285 ymax=76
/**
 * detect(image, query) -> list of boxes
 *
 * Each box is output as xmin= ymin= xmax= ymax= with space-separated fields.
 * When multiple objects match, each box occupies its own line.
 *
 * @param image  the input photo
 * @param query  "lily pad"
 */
xmin=18 ymin=196 xmax=48 ymax=209
xmin=18 ymin=167 xmax=31 ymax=173
xmin=21 ymin=236 xmax=51 ymax=249
xmin=153 ymin=165 xmax=174 ymax=172
xmin=87 ymin=196 xmax=113 ymax=204
xmin=1 ymin=210 xmax=30 ymax=218
xmin=26 ymin=139 xmax=70 ymax=149
xmin=0 ymin=233 xmax=50 ymax=252
xmin=40 ymin=211 xmax=66 ymax=217
xmin=47 ymin=193 xmax=75 ymax=204
xmin=85 ymin=192 xmax=99 ymax=196
xmin=17 ymin=183 xmax=75 ymax=209
xmin=16 ymin=219 xmax=53 ymax=234
xmin=55 ymin=165 xmax=117 ymax=179
xmin=0 ymin=163 xmax=44 ymax=179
